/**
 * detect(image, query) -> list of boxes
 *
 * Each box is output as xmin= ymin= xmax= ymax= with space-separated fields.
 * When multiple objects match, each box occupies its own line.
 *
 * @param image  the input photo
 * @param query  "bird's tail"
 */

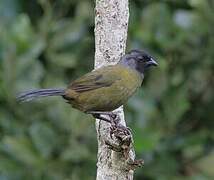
xmin=17 ymin=88 xmax=65 ymax=102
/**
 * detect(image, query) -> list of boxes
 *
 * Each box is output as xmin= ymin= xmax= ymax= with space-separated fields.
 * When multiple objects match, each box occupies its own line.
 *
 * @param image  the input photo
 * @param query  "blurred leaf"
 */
xmin=134 ymin=127 xmax=161 ymax=152
xmin=162 ymin=86 xmax=190 ymax=127
xmin=0 ymin=0 xmax=19 ymax=22
xmin=174 ymin=10 xmax=193 ymax=29
xmin=29 ymin=122 xmax=58 ymax=158
xmin=60 ymin=140 xmax=90 ymax=162
xmin=10 ymin=14 xmax=34 ymax=54
xmin=47 ymin=53 xmax=77 ymax=68
xmin=195 ymin=151 xmax=214 ymax=177
xmin=0 ymin=136 xmax=43 ymax=167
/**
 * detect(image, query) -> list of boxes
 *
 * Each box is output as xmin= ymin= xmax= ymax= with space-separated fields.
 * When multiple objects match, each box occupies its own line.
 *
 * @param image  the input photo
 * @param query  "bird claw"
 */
xmin=108 ymin=112 xmax=117 ymax=120
xmin=126 ymin=159 xmax=144 ymax=170
xmin=92 ymin=111 xmax=143 ymax=170
xmin=108 ymin=112 xmax=121 ymax=126
xmin=110 ymin=123 xmax=132 ymax=140
xmin=105 ymin=140 xmax=122 ymax=152
xmin=104 ymin=114 xmax=144 ymax=170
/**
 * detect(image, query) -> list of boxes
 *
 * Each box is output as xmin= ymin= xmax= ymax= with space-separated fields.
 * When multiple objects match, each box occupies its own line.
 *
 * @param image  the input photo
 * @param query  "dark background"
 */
xmin=0 ymin=0 xmax=213 ymax=179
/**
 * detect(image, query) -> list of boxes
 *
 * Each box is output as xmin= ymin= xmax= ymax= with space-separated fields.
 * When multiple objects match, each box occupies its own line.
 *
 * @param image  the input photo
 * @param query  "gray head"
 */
xmin=119 ymin=49 xmax=158 ymax=77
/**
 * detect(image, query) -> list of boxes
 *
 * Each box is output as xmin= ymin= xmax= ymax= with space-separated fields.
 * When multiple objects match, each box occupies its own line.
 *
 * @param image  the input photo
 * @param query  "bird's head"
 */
xmin=119 ymin=49 xmax=158 ymax=77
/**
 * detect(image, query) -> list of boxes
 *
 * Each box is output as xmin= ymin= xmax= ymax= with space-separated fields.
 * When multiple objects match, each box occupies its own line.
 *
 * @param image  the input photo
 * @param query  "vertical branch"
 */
xmin=94 ymin=0 xmax=129 ymax=68
xmin=94 ymin=0 xmax=137 ymax=179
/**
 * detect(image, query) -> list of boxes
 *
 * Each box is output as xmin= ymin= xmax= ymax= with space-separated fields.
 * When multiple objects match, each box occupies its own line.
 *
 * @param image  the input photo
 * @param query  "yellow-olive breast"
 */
xmin=64 ymin=64 xmax=142 ymax=112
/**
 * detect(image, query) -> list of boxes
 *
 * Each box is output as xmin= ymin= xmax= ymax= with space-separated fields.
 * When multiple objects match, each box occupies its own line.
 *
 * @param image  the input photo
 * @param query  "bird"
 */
xmin=17 ymin=49 xmax=157 ymax=123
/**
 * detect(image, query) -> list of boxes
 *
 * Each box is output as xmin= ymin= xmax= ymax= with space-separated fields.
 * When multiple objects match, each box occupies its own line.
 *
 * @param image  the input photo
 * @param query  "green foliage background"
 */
xmin=0 ymin=0 xmax=213 ymax=179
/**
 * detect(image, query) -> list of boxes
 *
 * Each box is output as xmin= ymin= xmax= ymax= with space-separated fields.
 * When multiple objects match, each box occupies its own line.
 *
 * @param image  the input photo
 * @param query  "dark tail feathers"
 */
xmin=17 ymin=88 xmax=65 ymax=102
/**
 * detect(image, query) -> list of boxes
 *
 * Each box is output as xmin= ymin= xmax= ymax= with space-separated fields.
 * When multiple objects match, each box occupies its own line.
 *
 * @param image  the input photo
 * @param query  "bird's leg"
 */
xmin=87 ymin=111 xmax=119 ymax=124
xmin=90 ymin=114 xmax=111 ymax=123
xmin=87 ymin=111 xmax=131 ymax=138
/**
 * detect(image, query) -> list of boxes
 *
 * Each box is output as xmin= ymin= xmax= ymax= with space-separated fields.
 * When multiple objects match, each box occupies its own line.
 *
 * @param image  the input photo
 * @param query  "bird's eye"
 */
xmin=145 ymin=56 xmax=152 ymax=62
xmin=137 ymin=56 xmax=144 ymax=60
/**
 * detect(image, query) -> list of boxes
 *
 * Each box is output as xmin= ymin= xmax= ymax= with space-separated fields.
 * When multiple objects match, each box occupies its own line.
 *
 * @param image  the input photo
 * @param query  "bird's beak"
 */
xmin=147 ymin=58 xmax=158 ymax=66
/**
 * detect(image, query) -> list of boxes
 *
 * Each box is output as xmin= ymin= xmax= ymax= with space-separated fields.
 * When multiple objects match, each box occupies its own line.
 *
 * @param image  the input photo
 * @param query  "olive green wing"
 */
xmin=69 ymin=66 xmax=120 ymax=93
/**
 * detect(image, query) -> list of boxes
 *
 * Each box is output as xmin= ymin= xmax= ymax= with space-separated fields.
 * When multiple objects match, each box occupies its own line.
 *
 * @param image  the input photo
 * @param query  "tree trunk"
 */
xmin=94 ymin=0 xmax=137 ymax=179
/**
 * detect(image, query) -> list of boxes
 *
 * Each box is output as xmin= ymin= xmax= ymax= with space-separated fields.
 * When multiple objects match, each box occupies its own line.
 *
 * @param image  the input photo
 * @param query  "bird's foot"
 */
xmin=90 ymin=111 xmax=144 ymax=170
xmin=106 ymin=124 xmax=144 ymax=170
xmin=110 ymin=123 xmax=131 ymax=140
xmin=105 ymin=126 xmax=132 ymax=154
xmin=126 ymin=158 xmax=144 ymax=170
